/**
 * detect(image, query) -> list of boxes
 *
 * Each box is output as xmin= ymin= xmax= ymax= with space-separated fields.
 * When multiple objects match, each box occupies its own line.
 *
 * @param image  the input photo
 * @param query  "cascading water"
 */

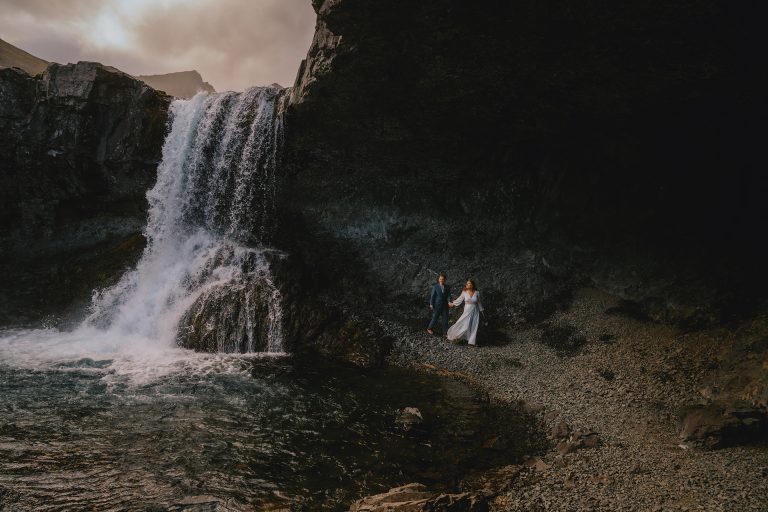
xmin=0 ymin=87 xmax=537 ymax=512
xmin=87 ymin=86 xmax=287 ymax=353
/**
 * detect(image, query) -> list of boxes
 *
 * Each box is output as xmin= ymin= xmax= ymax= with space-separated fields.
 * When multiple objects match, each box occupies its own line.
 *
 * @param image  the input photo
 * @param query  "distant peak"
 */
xmin=136 ymin=70 xmax=216 ymax=98
xmin=0 ymin=37 xmax=50 ymax=76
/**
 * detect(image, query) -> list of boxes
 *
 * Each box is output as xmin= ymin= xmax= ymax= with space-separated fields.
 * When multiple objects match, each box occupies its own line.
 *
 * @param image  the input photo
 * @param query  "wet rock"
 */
xmin=348 ymin=483 xmax=488 ymax=512
xmin=177 ymin=279 xmax=276 ymax=353
xmin=314 ymin=318 xmax=394 ymax=368
xmin=679 ymin=400 xmax=768 ymax=448
xmin=395 ymin=407 xmax=424 ymax=430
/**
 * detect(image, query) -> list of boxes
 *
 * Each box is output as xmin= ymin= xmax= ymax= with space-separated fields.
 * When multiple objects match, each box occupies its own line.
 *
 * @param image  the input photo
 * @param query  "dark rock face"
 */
xmin=0 ymin=62 xmax=170 ymax=325
xmin=278 ymin=0 xmax=766 ymax=352
xmin=312 ymin=318 xmax=393 ymax=368
xmin=178 ymin=279 xmax=274 ymax=353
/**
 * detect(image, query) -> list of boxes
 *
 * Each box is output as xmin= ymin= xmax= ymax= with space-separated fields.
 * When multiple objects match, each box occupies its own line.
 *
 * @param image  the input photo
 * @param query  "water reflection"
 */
xmin=0 ymin=353 xmax=540 ymax=510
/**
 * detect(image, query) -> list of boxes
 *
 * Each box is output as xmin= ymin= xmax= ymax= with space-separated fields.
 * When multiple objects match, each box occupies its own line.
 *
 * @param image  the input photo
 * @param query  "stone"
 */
xmin=550 ymin=420 xmax=570 ymax=439
xmin=313 ymin=317 xmax=394 ymax=368
xmin=348 ymin=483 xmax=488 ymax=512
xmin=177 ymin=278 xmax=275 ymax=353
xmin=395 ymin=407 xmax=424 ymax=430
xmin=556 ymin=429 xmax=601 ymax=455
xmin=679 ymin=400 xmax=768 ymax=448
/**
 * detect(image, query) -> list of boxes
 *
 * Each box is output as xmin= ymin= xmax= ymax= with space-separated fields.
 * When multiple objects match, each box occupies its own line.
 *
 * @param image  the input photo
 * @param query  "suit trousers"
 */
xmin=428 ymin=305 xmax=449 ymax=333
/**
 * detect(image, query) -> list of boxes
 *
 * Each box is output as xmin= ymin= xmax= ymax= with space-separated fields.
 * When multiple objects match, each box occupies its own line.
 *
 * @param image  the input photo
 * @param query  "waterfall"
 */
xmin=85 ymin=86 xmax=287 ymax=353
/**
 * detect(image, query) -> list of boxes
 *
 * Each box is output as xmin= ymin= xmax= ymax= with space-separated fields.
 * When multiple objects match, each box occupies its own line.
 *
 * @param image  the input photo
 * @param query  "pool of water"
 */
xmin=0 ymin=330 xmax=540 ymax=511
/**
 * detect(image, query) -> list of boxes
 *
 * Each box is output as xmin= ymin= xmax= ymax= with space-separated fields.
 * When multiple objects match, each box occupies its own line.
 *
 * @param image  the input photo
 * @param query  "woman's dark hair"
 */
xmin=463 ymin=279 xmax=477 ymax=291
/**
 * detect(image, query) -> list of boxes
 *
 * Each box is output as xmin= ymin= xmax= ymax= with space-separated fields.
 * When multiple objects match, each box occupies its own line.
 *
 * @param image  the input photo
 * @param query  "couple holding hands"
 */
xmin=427 ymin=272 xmax=484 ymax=346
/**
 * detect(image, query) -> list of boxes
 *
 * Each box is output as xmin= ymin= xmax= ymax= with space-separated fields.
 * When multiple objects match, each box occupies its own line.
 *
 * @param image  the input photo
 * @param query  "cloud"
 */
xmin=0 ymin=0 xmax=316 ymax=91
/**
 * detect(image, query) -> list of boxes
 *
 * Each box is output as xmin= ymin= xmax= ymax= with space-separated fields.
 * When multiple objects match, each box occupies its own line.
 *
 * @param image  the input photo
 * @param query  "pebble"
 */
xmin=381 ymin=288 xmax=768 ymax=511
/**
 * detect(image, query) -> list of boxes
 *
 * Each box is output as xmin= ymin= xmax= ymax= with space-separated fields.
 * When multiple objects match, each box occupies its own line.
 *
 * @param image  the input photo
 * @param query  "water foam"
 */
xmin=0 ymin=87 xmax=288 ymax=381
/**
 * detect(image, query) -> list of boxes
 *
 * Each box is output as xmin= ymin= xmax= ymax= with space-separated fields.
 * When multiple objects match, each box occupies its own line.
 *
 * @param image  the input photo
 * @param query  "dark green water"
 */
xmin=0 ymin=350 xmax=539 ymax=511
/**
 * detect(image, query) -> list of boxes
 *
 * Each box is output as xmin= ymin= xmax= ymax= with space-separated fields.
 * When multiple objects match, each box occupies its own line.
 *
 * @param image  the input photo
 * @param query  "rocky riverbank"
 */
xmin=364 ymin=287 xmax=768 ymax=511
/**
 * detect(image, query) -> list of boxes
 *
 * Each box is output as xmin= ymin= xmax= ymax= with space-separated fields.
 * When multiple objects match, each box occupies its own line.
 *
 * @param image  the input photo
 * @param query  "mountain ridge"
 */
xmin=1 ymin=38 xmax=214 ymax=98
xmin=137 ymin=69 xmax=216 ymax=98
xmin=0 ymin=38 xmax=49 ymax=75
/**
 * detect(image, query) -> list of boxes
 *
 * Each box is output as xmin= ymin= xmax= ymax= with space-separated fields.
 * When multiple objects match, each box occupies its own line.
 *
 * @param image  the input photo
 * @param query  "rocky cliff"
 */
xmin=0 ymin=62 xmax=170 ymax=325
xmin=0 ymin=2 xmax=764 ymax=347
xmin=279 ymin=0 xmax=766 ymax=357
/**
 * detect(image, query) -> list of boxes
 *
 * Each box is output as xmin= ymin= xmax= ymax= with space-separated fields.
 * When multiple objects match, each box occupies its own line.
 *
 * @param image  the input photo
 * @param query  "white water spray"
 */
xmin=0 ymin=87 xmax=287 ymax=377
xmin=88 ymin=86 xmax=287 ymax=351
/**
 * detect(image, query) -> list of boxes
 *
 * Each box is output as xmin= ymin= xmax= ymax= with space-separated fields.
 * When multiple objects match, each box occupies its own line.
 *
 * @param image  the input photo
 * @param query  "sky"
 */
xmin=0 ymin=0 xmax=316 ymax=91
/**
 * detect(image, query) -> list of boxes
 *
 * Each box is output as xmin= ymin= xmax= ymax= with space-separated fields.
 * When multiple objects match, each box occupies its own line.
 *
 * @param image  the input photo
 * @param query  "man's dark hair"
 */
xmin=438 ymin=272 xmax=446 ymax=279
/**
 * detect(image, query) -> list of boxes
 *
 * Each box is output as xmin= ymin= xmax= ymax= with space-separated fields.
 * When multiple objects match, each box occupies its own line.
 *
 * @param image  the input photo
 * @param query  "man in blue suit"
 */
xmin=427 ymin=272 xmax=452 ymax=335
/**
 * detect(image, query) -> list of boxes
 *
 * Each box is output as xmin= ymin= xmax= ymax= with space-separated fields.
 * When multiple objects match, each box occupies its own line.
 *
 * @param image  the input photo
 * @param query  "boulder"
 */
xmin=177 ymin=278 xmax=277 ymax=353
xmin=313 ymin=317 xmax=393 ymax=368
xmin=679 ymin=400 xmax=768 ymax=448
xmin=556 ymin=429 xmax=601 ymax=455
xmin=348 ymin=483 xmax=488 ymax=512
xmin=395 ymin=407 xmax=424 ymax=431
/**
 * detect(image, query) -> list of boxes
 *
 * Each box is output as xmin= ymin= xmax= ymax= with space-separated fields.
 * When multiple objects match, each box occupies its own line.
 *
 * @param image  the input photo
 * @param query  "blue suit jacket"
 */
xmin=429 ymin=283 xmax=452 ymax=310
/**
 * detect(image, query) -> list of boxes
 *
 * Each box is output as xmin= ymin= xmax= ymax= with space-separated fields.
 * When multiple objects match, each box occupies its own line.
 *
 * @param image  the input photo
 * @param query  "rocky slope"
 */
xmin=0 ymin=62 xmax=170 ymax=325
xmin=0 ymin=38 xmax=48 ymax=75
xmin=136 ymin=70 xmax=215 ymax=99
xmin=381 ymin=288 xmax=768 ymax=511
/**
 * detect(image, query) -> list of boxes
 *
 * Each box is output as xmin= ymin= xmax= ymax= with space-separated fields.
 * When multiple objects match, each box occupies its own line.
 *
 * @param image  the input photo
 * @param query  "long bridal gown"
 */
xmin=447 ymin=290 xmax=484 ymax=345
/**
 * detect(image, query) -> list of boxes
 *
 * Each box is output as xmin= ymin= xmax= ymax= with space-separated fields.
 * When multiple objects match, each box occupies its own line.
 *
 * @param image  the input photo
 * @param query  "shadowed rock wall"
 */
xmin=279 ymin=0 xmax=766 ymax=353
xmin=0 ymin=62 xmax=170 ymax=325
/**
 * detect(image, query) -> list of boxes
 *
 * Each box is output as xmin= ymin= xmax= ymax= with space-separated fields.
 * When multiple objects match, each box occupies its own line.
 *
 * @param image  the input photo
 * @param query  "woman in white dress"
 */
xmin=447 ymin=279 xmax=484 ymax=346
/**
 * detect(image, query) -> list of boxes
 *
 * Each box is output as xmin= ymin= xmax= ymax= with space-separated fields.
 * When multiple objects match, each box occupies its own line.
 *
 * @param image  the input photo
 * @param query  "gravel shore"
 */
xmin=382 ymin=287 xmax=768 ymax=511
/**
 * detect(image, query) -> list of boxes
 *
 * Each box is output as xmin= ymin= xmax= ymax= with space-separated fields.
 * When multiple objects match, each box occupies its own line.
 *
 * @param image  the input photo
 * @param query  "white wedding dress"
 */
xmin=447 ymin=290 xmax=484 ymax=345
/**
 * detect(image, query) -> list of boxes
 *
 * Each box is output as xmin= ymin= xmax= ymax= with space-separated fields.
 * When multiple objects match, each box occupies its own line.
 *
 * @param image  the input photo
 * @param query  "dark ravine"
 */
xmin=0 ymin=62 xmax=170 ymax=325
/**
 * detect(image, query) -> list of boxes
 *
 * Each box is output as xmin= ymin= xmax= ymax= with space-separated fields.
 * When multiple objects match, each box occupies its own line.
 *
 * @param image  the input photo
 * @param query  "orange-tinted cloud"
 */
xmin=0 ymin=0 xmax=316 ymax=91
